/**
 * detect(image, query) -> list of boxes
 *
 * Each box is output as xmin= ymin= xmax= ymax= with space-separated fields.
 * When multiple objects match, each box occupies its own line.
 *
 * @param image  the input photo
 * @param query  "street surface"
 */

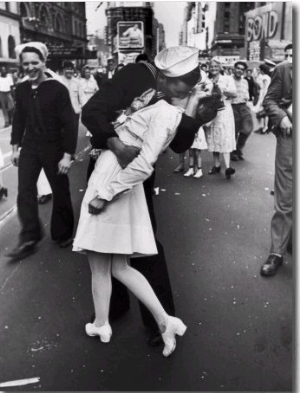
xmin=0 ymin=115 xmax=293 ymax=391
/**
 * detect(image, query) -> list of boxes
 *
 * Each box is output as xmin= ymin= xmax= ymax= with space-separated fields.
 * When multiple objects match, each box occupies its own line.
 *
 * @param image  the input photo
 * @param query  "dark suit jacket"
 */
xmin=263 ymin=60 xmax=292 ymax=130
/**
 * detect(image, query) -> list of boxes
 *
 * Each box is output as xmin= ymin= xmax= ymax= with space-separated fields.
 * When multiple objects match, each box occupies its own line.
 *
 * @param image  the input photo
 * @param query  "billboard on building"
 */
xmin=245 ymin=2 xmax=292 ymax=62
xmin=117 ymin=21 xmax=144 ymax=49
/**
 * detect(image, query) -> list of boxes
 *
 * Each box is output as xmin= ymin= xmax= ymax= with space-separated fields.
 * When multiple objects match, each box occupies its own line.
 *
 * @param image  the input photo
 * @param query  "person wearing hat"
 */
xmin=7 ymin=42 xmax=77 ymax=261
xmin=81 ymin=46 xmax=219 ymax=347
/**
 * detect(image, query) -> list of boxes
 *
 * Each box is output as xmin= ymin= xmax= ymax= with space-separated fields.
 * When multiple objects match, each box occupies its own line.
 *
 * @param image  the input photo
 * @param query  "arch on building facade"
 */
xmin=56 ymin=13 xmax=64 ymax=32
xmin=20 ymin=2 xmax=31 ymax=17
xmin=39 ymin=4 xmax=51 ymax=27
xmin=8 ymin=35 xmax=16 ymax=58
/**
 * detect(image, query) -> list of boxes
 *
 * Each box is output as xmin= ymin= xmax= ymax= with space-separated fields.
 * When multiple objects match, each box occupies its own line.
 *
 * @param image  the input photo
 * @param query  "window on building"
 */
xmin=5 ymin=3 xmax=10 ymax=12
xmin=40 ymin=5 xmax=50 ymax=27
xmin=56 ymin=14 xmax=63 ymax=32
xmin=8 ymin=35 xmax=16 ymax=59
xmin=20 ymin=2 xmax=28 ymax=17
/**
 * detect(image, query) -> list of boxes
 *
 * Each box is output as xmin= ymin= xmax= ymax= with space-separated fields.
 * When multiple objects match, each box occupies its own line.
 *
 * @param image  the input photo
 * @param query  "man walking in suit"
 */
xmin=260 ymin=44 xmax=293 ymax=277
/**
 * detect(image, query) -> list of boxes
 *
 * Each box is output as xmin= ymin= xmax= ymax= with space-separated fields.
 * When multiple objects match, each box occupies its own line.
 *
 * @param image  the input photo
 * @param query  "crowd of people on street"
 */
xmin=0 ymin=40 xmax=293 ymax=359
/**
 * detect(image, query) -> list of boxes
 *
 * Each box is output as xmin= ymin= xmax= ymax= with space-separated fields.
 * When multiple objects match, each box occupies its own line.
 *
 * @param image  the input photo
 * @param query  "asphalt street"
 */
xmin=0 ymin=118 xmax=293 ymax=391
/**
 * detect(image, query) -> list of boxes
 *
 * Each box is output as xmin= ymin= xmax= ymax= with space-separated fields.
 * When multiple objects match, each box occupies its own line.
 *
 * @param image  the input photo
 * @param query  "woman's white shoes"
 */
xmin=194 ymin=168 xmax=203 ymax=178
xmin=184 ymin=168 xmax=194 ymax=177
xmin=161 ymin=316 xmax=187 ymax=357
xmin=85 ymin=322 xmax=112 ymax=343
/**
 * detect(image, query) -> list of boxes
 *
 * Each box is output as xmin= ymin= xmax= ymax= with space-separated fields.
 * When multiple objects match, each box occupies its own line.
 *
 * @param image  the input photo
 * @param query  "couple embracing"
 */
xmin=75 ymin=46 xmax=221 ymax=357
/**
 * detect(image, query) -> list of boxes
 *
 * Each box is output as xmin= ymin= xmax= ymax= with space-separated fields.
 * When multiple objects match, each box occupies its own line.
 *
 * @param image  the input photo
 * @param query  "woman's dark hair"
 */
xmin=166 ymin=66 xmax=200 ymax=87
xmin=259 ymin=63 xmax=270 ymax=74
xmin=20 ymin=46 xmax=45 ymax=62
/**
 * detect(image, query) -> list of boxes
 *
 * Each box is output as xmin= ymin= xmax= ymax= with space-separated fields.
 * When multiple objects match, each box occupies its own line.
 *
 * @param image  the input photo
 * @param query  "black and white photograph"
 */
xmin=0 ymin=1 xmax=294 ymax=391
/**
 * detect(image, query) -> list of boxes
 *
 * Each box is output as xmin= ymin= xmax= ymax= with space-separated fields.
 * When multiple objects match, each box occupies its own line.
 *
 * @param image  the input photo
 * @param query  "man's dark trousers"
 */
xmin=18 ymin=141 xmax=74 ymax=244
xmin=232 ymin=103 xmax=253 ymax=155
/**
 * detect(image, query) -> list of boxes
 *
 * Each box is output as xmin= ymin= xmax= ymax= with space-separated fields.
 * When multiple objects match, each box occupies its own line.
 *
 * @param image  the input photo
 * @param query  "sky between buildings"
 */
xmin=85 ymin=1 xmax=186 ymax=48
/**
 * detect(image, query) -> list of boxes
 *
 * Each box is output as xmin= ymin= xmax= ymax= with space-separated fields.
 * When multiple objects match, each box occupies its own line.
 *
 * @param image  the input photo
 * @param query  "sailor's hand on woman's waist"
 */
xmin=107 ymin=137 xmax=140 ymax=169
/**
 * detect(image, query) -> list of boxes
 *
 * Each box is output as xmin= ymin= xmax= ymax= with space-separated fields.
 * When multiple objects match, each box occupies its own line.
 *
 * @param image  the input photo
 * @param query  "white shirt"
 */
xmin=80 ymin=76 xmax=99 ymax=105
xmin=0 ymin=74 xmax=14 ymax=92
xmin=96 ymin=100 xmax=183 ymax=201
xmin=61 ymin=76 xmax=85 ymax=114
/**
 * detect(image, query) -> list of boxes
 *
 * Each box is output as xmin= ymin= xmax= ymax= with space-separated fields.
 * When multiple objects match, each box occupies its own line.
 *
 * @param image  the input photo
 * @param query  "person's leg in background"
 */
xmin=0 ymin=92 xmax=9 ymax=127
xmin=236 ymin=104 xmax=253 ymax=160
xmin=42 ymin=142 xmax=74 ymax=247
xmin=261 ymin=134 xmax=292 ymax=277
xmin=6 ymin=144 xmax=44 ymax=260
xmin=173 ymin=152 xmax=185 ymax=173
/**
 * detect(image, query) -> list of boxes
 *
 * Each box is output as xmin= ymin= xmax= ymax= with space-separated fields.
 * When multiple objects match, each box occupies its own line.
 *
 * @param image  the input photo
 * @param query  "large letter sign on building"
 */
xmin=247 ymin=10 xmax=278 ymax=42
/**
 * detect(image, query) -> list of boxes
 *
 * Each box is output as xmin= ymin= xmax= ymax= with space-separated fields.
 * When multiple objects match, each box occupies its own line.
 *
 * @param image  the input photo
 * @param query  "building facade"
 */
xmin=180 ymin=2 xmax=256 ymax=66
xmin=20 ymin=2 xmax=90 ymax=70
xmin=0 ymin=2 xmax=21 ymax=69
xmin=245 ymin=2 xmax=292 ymax=63
xmin=105 ymin=2 xmax=164 ymax=64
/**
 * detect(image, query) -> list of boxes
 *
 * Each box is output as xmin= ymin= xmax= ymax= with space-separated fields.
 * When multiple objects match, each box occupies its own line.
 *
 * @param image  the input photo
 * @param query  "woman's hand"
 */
xmin=88 ymin=197 xmax=107 ymax=215
xmin=189 ymin=83 xmax=209 ymax=101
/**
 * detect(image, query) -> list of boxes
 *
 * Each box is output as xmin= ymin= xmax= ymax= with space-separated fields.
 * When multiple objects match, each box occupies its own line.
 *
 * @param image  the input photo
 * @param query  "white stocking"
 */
xmin=87 ymin=251 xmax=112 ymax=327
xmin=111 ymin=254 xmax=168 ymax=329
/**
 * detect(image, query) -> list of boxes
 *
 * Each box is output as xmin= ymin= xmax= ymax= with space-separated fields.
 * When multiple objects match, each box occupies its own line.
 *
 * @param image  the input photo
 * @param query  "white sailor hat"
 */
xmin=15 ymin=41 xmax=48 ymax=60
xmin=264 ymin=58 xmax=276 ymax=67
xmin=154 ymin=46 xmax=199 ymax=77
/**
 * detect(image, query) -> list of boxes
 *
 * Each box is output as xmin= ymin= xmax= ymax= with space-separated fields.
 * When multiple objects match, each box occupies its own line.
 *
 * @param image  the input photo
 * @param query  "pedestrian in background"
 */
xmin=260 ymin=43 xmax=293 ymax=277
xmin=0 ymin=66 xmax=15 ymax=127
xmin=99 ymin=57 xmax=116 ymax=85
xmin=80 ymin=65 xmax=99 ymax=106
xmin=245 ymin=68 xmax=255 ymax=101
xmin=61 ymin=61 xmax=84 ymax=133
xmin=7 ymin=42 xmax=77 ymax=261
xmin=0 ymin=145 xmax=8 ymax=199
xmin=205 ymin=57 xmax=237 ymax=179
xmin=253 ymin=64 xmax=271 ymax=134
xmin=230 ymin=61 xmax=254 ymax=161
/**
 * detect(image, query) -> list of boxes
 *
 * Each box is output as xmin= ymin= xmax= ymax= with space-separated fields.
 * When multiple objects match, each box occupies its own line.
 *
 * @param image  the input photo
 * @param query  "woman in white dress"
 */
xmin=73 ymin=86 xmax=209 ymax=357
xmin=253 ymin=64 xmax=271 ymax=134
xmin=205 ymin=58 xmax=237 ymax=179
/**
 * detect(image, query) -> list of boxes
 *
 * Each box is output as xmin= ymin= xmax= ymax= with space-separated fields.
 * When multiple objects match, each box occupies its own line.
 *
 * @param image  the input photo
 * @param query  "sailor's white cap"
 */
xmin=154 ymin=46 xmax=199 ymax=77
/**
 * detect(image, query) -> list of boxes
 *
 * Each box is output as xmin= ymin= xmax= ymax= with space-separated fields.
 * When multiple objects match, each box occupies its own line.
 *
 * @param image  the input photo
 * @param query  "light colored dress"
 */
xmin=80 ymin=76 xmax=99 ymax=106
xmin=253 ymin=73 xmax=271 ymax=113
xmin=73 ymin=100 xmax=183 ymax=257
xmin=191 ymin=126 xmax=207 ymax=150
xmin=205 ymin=74 xmax=237 ymax=153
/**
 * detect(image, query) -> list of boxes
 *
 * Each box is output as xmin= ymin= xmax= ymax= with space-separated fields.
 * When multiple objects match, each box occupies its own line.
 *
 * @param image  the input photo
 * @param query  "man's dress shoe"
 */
xmin=260 ymin=254 xmax=283 ymax=277
xmin=6 ymin=241 xmax=37 ymax=261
